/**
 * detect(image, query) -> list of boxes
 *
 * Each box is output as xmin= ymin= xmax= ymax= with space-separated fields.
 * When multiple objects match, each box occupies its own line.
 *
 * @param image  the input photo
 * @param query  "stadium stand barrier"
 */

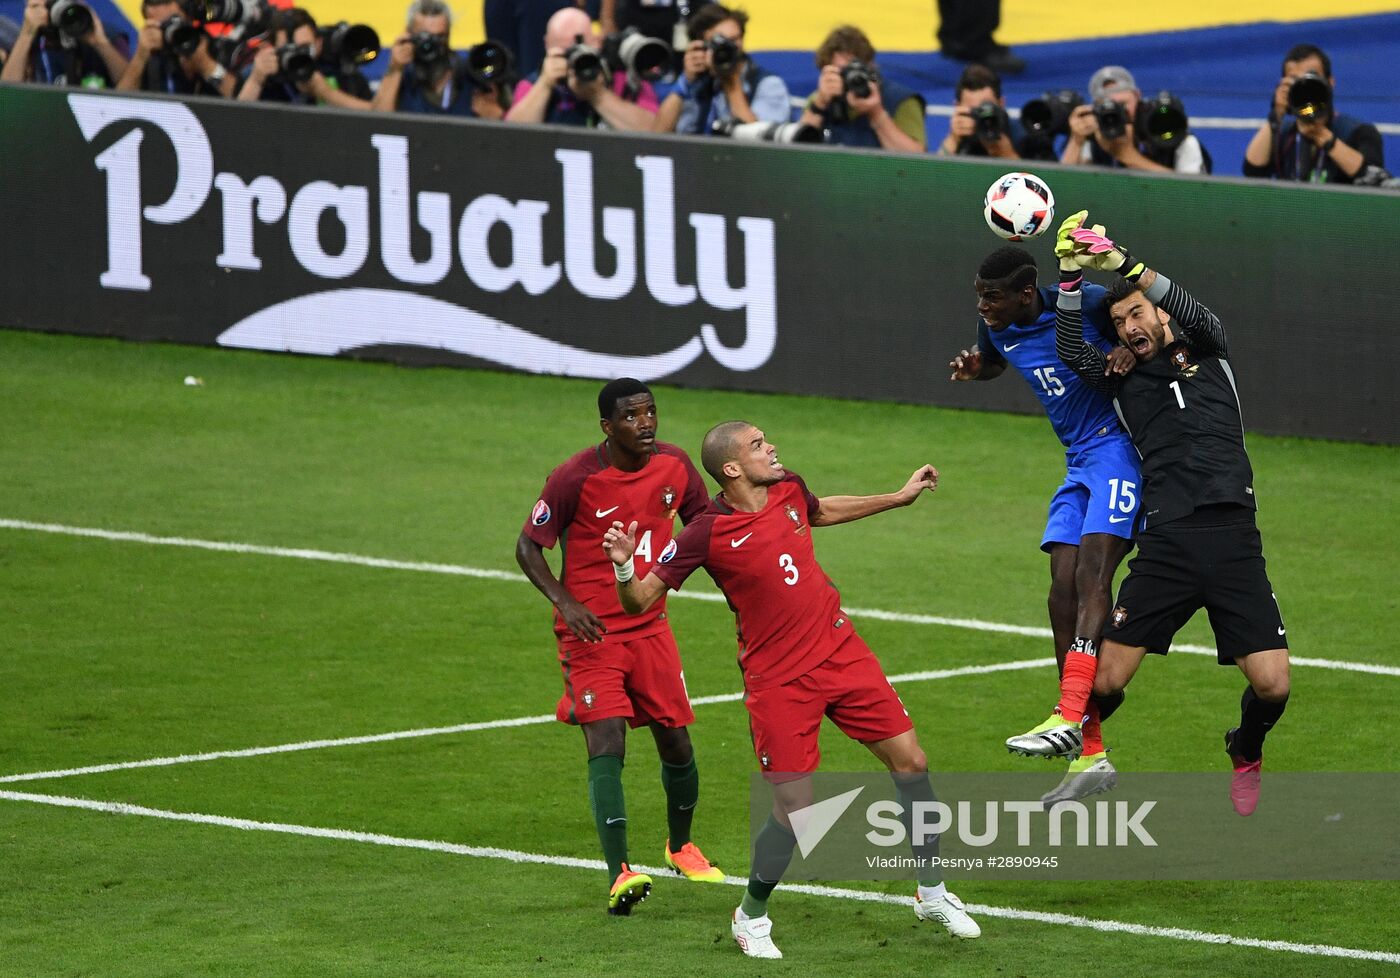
xmin=2 ymin=83 xmax=1397 ymax=443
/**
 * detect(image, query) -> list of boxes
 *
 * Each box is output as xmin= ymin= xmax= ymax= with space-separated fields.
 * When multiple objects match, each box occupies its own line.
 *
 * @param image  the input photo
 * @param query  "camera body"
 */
xmin=161 ymin=13 xmax=203 ymax=57
xmin=411 ymin=30 xmax=449 ymax=70
xmin=706 ymin=33 xmax=740 ymax=77
xmin=566 ymin=33 xmax=605 ymax=84
xmin=1287 ymin=71 xmax=1332 ymax=121
xmin=840 ymin=59 xmax=879 ymax=100
xmin=970 ymin=99 xmax=1009 ymax=142
xmin=1092 ymin=97 xmax=1129 ymax=140
xmin=277 ymin=41 xmax=315 ymax=83
xmin=46 ymin=0 xmax=93 ymax=40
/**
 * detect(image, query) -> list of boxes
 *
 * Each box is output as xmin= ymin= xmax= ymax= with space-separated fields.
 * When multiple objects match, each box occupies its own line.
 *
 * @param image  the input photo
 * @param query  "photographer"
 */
xmin=237 ymin=8 xmax=370 ymax=109
xmin=799 ymin=25 xmax=925 ymax=152
xmin=1060 ymin=65 xmax=1206 ymax=174
xmin=1243 ymin=43 xmax=1383 ymax=185
xmin=116 ymin=0 xmax=235 ymax=96
xmin=505 ymin=5 xmax=656 ymax=129
xmin=1 ymin=0 xmax=129 ymax=87
xmin=936 ymin=64 xmax=1021 ymax=159
xmin=656 ymin=3 xmax=790 ymax=135
xmin=374 ymin=0 xmax=511 ymax=119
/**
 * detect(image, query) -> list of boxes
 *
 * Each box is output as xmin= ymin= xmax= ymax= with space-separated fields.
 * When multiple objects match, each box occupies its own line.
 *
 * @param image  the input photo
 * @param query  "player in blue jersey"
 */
xmin=948 ymin=245 xmax=1141 ymax=801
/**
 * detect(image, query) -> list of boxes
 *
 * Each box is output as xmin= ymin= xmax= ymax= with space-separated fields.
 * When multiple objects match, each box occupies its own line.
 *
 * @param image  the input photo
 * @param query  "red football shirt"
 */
xmin=654 ymin=471 xmax=854 ymax=690
xmin=524 ymin=442 xmax=708 ymax=645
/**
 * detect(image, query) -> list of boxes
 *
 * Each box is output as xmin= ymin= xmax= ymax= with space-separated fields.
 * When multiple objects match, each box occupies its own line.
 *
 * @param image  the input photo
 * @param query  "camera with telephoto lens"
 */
xmin=1136 ymin=90 xmax=1189 ymax=150
xmin=1021 ymin=89 xmax=1083 ymax=137
xmin=191 ymin=0 xmax=269 ymax=33
xmin=602 ymin=26 xmax=670 ymax=82
xmin=319 ymin=21 xmax=378 ymax=71
xmin=706 ymin=33 xmax=740 ymax=76
xmin=970 ymin=100 xmax=1009 ymax=142
xmin=839 ymin=59 xmax=879 ymax=99
xmin=1093 ymin=97 xmax=1129 ymax=139
xmin=712 ymin=118 xmax=823 ymax=143
xmin=46 ymin=0 xmax=93 ymax=39
xmin=1287 ymin=71 xmax=1332 ymax=121
xmin=566 ymin=33 xmax=604 ymax=83
xmin=161 ymin=13 xmax=203 ymax=57
xmin=277 ymin=41 xmax=315 ymax=83
xmin=464 ymin=40 xmax=512 ymax=87
xmin=411 ymin=30 xmax=449 ymax=69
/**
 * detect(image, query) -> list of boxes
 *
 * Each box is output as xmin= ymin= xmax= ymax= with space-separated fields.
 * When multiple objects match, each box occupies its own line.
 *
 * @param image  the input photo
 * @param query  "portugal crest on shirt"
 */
xmin=1111 ymin=605 xmax=1129 ymax=628
xmin=1171 ymin=346 xmax=1199 ymax=377
xmin=661 ymin=485 xmax=677 ymax=518
xmin=582 ymin=688 xmax=595 ymax=709
xmin=784 ymin=504 xmax=808 ymax=534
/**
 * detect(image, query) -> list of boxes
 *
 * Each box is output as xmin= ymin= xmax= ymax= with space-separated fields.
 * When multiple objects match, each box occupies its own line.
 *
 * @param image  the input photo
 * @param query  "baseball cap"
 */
xmin=1089 ymin=65 xmax=1138 ymax=100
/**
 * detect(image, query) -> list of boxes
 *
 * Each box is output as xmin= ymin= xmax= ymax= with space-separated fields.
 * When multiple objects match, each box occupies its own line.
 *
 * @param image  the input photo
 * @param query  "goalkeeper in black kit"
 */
xmin=1050 ymin=210 xmax=1291 ymax=816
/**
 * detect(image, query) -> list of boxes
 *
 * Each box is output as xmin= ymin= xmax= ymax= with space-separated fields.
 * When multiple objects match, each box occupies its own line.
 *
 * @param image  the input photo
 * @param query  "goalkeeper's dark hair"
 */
xmin=598 ymin=378 xmax=652 ymax=419
xmin=978 ymin=247 xmax=1038 ymax=291
xmin=1105 ymin=274 xmax=1145 ymax=311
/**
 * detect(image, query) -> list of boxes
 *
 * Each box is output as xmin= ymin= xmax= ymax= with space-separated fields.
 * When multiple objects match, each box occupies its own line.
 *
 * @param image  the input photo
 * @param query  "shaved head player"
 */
xmin=603 ymin=422 xmax=980 ymax=958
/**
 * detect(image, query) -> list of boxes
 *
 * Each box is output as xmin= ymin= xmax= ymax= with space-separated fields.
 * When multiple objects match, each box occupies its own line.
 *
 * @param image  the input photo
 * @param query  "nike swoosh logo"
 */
xmin=1004 ymin=342 xmax=1022 ymax=351
xmin=1109 ymin=515 xmax=1130 ymax=524
xmin=605 ymin=816 xmax=627 ymax=825
xmin=677 ymin=802 xmax=697 ymax=811
xmin=730 ymin=532 xmax=754 ymax=548
xmin=1278 ymin=626 xmax=1286 ymax=636
xmin=595 ymin=506 xmax=620 ymax=518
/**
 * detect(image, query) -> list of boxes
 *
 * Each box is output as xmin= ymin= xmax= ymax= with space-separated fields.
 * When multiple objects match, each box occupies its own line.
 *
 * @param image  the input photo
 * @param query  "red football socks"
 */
xmin=1056 ymin=637 xmax=1100 ymax=727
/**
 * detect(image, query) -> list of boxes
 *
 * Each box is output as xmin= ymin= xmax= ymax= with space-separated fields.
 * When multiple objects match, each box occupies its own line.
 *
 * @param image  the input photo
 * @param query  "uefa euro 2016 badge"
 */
xmin=661 ymin=485 xmax=677 ymax=518
xmin=1171 ymin=347 xmax=1199 ymax=377
xmin=1111 ymin=606 xmax=1129 ymax=628
xmin=582 ymin=689 xmax=595 ymax=709
xmin=784 ymin=504 xmax=807 ymax=535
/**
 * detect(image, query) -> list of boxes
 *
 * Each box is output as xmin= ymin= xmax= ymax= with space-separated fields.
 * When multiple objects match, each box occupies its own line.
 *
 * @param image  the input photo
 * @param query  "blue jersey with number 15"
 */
xmin=977 ymin=284 xmax=1123 ymax=451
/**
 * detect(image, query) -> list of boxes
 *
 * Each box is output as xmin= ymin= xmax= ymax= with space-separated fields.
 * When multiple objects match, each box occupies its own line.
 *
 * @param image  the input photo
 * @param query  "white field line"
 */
xmin=0 ymin=658 xmax=1055 ymax=784
xmin=2 ymin=788 xmax=1396 ymax=965
xmin=3 ymin=518 xmax=1396 ymax=677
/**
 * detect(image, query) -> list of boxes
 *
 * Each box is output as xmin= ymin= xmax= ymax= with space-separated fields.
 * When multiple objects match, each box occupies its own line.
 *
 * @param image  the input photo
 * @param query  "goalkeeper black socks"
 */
xmin=587 ymin=753 xmax=628 ymax=881
xmin=740 ymin=815 xmax=796 ymax=918
xmin=894 ymin=772 xmax=943 ymax=887
xmin=1091 ymin=689 xmax=1126 ymax=723
xmin=660 ymin=757 xmax=699 ymax=850
xmin=1234 ymin=686 xmax=1288 ymax=762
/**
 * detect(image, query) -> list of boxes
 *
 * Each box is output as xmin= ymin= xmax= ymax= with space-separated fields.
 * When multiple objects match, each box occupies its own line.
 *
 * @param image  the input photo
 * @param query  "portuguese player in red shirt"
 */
xmin=603 ymin=420 xmax=981 ymax=958
xmin=515 ymin=379 xmax=724 ymax=916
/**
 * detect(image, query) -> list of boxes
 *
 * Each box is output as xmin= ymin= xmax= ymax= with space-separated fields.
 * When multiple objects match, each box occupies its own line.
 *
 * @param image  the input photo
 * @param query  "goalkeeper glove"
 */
xmin=1054 ymin=210 xmax=1088 ymax=289
xmin=1069 ymin=223 xmax=1145 ymax=281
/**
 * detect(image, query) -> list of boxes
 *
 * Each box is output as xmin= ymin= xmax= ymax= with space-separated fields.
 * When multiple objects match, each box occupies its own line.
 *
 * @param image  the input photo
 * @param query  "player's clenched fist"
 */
xmin=602 ymin=519 xmax=638 ymax=564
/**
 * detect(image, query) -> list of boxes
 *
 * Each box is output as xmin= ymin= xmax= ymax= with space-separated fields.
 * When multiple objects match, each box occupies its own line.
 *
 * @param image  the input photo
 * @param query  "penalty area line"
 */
xmin=0 ymin=658 xmax=1055 ymax=784
xmin=1 ymin=788 xmax=1396 ymax=966
xmin=2 ymin=518 xmax=1397 ymax=677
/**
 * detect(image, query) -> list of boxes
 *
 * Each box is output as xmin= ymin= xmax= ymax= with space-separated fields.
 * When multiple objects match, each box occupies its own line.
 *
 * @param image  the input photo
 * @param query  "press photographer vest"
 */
xmin=1273 ymin=113 xmax=1368 ymax=183
xmin=397 ymin=61 xmax=481 ymax=116
xmin=821 ymin=78 xmax=923 ymax=148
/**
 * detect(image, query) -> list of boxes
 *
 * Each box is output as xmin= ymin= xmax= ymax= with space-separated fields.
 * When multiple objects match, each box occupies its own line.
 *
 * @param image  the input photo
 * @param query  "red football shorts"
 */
xmin=556 ymin=629 xmax=695 ymax=729
xmin=744 ymin=634 xmax=913 ymax=781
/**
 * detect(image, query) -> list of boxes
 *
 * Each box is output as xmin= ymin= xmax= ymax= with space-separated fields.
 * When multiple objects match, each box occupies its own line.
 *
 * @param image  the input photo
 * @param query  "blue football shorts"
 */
xmin=1040 ymin=436 xmax=1143 ymax=552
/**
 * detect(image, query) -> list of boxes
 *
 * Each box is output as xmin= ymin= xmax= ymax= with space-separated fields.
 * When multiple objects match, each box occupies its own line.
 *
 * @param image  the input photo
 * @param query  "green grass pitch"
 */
xmin=0 ymin=329 xmax=1397 ymax=976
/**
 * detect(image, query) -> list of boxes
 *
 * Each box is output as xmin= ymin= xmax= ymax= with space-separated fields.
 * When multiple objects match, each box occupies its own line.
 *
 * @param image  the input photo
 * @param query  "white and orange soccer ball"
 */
xmin=983 ymin=172 xmax=1055 ymax=241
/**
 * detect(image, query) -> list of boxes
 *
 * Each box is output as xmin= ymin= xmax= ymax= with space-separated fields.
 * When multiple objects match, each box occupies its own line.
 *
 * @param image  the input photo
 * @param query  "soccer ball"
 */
xmin=983 ymin=172 xmax=1055 ymax=241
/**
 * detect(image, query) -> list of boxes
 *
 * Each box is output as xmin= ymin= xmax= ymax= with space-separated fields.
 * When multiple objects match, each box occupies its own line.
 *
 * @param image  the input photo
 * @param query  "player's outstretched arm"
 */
xmin=603 ymin=520 xmax=670 ymax=615
xmin=515 ymin=531 xmax=606 ymax=643
xmin=1052 ymin=211 xmax=1120 ymax=394
xmin=1139 ymin=270 xmax=1229 ymax=358
xmin=813 ymin=465 xmax=938 ymax=526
